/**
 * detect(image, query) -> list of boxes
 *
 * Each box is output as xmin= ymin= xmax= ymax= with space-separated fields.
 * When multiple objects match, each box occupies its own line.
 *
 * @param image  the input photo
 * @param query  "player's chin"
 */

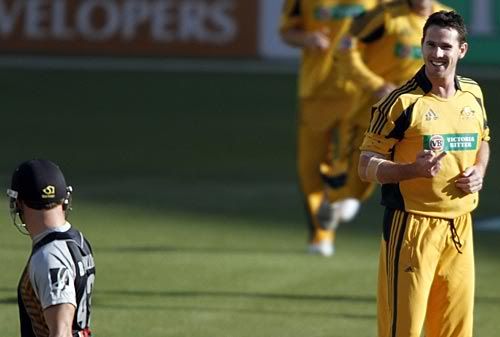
xmin=425 ymin=62 xmax=449 ymax=77
xmin=427 ymin=68 xmax=446 ymax=78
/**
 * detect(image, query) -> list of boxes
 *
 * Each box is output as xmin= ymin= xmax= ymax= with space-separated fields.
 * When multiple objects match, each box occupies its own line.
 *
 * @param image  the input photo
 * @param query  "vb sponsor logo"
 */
xmin=429 ymin=135 xmax=444 ymax=151
xmin=424 ymin=133 xmax=478 ymax=152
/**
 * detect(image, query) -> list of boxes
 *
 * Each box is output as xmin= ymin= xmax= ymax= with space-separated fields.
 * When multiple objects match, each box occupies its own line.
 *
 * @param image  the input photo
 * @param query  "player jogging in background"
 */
xmin=359 ymin=11 xmax=490 ymax=337
xmin=323 ymin=0 xmax=451 ymax=226
xmin=279 ymin=0 xmax=379 ymax=256
xmin=8 ymin=159 xmax=96 ymax=337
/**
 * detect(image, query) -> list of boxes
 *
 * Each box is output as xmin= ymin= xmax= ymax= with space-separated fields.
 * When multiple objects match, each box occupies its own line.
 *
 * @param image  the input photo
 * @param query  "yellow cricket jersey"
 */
xmin=279 ymin=0 xmax=377 ymax=98
xmin=339 ymin=0 xmax=451 ymax=91
xmin=360 ymin=67 xmax=490 ymax=219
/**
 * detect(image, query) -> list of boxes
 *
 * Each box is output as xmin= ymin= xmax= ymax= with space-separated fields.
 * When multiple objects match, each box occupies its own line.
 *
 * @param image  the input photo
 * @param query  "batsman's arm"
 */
xmin=44 ymin=303 xmax=76 ymax=337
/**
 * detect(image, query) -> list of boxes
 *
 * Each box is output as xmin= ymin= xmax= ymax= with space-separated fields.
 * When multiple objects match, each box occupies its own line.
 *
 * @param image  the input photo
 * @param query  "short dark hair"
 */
xmin=423 ymin=11 xmax=467 ymax=44
xmin=24 ymin=200 xmax=64 ymax=211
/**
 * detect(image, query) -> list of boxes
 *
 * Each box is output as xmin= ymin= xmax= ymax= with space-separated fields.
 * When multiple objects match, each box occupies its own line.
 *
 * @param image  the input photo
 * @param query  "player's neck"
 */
xmin=24 ymin=207 xmax=67 ymax=238
xmin=425 ymin=68 xmax=457 ymax=98
xmin=430 ymin=80 xmax=456 ymax=98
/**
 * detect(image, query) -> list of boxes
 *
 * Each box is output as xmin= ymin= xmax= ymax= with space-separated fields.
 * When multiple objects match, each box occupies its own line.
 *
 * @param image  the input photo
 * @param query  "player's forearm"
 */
xmin=280 ymin=28 xmax=310 ymax=48
xmin=359 ymin=151 xmax=418 ymax=184
xmin=44 ymin=304 xmax=75 ymax=337
xmin=49 ymin=331 xmax=72 ymax=337
xmin=376 ymin=161 xmax=419 ymax=184
xmin=474 ymin=141 xmax=490 ymax=177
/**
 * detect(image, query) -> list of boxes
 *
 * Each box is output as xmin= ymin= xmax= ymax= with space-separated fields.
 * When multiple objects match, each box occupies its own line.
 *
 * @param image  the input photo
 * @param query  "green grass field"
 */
xmin=0 ymin=65 xmax=499 ymax=336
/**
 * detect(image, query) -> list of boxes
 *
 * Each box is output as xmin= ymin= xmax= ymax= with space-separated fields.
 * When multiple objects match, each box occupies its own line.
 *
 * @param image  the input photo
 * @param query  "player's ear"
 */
xmin=458 ymin=42 xmax=468 ymax=59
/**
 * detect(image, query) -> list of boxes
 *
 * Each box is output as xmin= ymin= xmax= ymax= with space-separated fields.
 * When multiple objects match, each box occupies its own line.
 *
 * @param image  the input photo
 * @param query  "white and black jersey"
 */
xmin=17 ymin=223 xmax=95 ymax=337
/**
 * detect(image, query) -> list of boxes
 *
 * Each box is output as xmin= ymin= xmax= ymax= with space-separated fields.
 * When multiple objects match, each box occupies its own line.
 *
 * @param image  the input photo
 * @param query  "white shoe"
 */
xmin=308 ymin=240 xmax=335 ymax=257
xmin=333 ymin=198 xmax=360 ymax=223
xmin=317 ymin=199 xmax=341 ymax=230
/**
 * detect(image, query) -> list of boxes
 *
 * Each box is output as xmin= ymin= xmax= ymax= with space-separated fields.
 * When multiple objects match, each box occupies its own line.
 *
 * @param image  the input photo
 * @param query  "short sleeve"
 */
xmin=482 ymin=126 xmax=490 ymax=142
xmin=360 ymin=98 xmax=408 ymax=156
xmin=29 ymin=241 xmax=77 ymax=309
xmin=462 ymin=81 xmax=491 ymax=142
xmin=279 ymin=0 xmax=303 ymax=33
xmin=478 ymin=89 xmax=490 ymax=142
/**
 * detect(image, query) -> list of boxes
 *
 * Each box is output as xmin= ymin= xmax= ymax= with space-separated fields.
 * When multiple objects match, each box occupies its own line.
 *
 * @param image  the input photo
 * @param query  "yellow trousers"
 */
xmin=378 ymin=209 xmax=474 ymax=337
xmin=298 ymin=90 xmax=358 ymax=243
xmin=327 ymin=93 xmax=377 ymax=203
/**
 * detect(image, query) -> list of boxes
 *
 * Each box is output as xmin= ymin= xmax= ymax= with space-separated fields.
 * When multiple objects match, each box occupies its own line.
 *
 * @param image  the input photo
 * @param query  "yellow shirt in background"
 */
xmin=337 ymin=0 xmax=451 ymax=91
xmin=280 ymin=0 xmax=377 ymax=98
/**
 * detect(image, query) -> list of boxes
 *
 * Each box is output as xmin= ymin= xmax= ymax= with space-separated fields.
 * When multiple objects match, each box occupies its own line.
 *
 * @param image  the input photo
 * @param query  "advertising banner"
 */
xmin=258 ymin=0 xmax=298 ymax=59
xmin=0 ymin=0 xmax=497 ymax=63
xmin=0 ymin=0 xmax=258 ymax=56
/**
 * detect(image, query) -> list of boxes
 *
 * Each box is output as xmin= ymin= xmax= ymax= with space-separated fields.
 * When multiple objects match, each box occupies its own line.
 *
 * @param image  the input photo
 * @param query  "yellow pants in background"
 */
xmin=297 ymin=90 xmax=358 ymax=243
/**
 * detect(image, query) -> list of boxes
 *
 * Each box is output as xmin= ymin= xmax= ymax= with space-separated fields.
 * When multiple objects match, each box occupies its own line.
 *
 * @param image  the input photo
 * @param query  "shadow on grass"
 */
xmin=96 ymin=245 xmax=305 ymax=255
xmin=92 ymin=289 xmax=500 ymax=318
xmin=96 ymin=302 xmax=376 ymax=320
xmin=0 ymin=297 xmax=16 ymax=305
xmin=0 ymin=286 xmax=16 ymax=304
xmin=3 ymin=285 xmax=499 ymax=307
xmin=98 ymin=289 xmax=376 ymax=303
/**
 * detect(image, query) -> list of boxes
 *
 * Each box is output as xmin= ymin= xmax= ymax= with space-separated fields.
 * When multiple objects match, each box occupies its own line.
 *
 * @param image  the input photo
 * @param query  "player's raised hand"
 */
xmin=304 ymin=28 xmax=331 ymax=51
xmin=456 ymin=166 xmax=484 ymax=194
xmin=413 ymin=150 xmax=447 ymax=178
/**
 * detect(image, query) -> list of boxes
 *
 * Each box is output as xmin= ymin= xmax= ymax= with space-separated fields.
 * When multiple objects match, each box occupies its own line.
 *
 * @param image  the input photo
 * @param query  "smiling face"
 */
xmin=422 ymin=25 xmax=468 ymax=83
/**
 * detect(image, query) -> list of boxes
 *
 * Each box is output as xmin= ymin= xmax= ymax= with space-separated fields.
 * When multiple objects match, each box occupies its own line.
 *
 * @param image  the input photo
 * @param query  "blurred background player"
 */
xmin=323 ymin=0 xmax=451 ymax=226
xmin=279 ymin=0 xmax=379 ymax=256
xmin=7 ymin=159 xmax=95 ymax=337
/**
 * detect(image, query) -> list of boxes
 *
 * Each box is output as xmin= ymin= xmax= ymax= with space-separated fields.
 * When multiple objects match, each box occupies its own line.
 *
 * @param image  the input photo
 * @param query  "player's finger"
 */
xmin=417 ymin=150 xmax=433 ymax=159
xmin=461 ymin=166 xmax=475 ymax=177
xmin=431 ymin=151 xmax=447 ymax=164
xmin=456 ymin=177 xmax=470 ymax=185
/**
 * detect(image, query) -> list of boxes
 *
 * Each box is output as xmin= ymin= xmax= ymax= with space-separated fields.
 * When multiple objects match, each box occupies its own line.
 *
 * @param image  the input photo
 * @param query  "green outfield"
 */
xmin=0 ymin=66 xmax=499 ymax=337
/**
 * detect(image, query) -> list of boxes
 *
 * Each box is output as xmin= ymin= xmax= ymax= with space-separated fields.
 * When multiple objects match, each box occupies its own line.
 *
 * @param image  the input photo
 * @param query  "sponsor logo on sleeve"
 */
xmin=49 ymin=268 xmax=71 ymax=298
xmin=423 ymin=133 xmax=478 ymax=152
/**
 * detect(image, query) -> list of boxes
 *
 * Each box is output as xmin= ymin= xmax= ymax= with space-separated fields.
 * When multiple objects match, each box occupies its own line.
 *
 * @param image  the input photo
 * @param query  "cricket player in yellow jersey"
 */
xmin=324 ymin=0 xmax=451 ymax=224
xmin=359 ymin=11 xmax=490 ymax=337
xmin=279 ymin=0 xmax=378 ymax=256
